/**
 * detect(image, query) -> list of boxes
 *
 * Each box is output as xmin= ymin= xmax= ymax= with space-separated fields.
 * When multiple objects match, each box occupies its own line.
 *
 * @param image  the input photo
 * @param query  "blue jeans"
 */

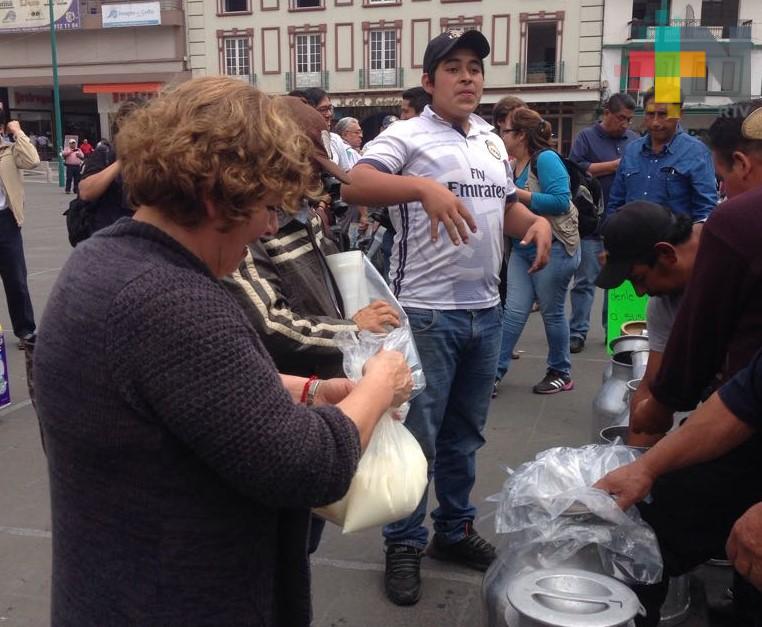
xmin=569 ymin=237 xmax=604 ymax=341
xmin=496 ymin=241 xmax=580 ymax=380
xmin=0 ymin=210 xmax=36 ymax=339
xmin=65 ymin=164 xmax=81 ymax=194
xmin=383 ymin=305 xmax=502 ymax=549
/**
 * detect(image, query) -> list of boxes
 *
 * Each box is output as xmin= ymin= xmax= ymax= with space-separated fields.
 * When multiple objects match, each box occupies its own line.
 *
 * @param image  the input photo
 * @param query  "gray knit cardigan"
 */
xmin=34 ymin=219 xmax=360 ymax=626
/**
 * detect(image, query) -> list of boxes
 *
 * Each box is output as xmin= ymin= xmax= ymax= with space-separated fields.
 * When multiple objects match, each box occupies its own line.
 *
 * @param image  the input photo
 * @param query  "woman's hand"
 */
xmin=516 ymin=188 xmax=532 ymax=205
xmin=364 ymin=350 xmax=413 ymax=407
xmin=314 ymin=378 xmax=354 ymax=405
xmin=593 ymin=458 xmax=656 ymax=511
xmin=520 ymin=217 xmax=552 ymax=273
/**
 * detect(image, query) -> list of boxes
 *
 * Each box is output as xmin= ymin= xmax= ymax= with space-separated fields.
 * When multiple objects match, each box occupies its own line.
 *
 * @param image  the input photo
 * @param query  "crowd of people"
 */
xmin=1 ymin=25 xmax=761 ymax=627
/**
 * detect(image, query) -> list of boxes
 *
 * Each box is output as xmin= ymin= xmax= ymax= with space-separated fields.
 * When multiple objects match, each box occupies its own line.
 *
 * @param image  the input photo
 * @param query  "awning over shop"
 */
xmin=82 ymin=83 xmax=162 ymax=94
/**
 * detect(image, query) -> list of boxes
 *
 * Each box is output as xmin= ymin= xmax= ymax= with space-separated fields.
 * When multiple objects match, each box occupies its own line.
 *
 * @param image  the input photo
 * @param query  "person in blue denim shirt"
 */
xmin=608 ymin=88 xmax=717 ymax=222
xmin=568 ymin=93 xmax=638 ymax=353
xmin=496 ymin=106 xmax=581 ymax=395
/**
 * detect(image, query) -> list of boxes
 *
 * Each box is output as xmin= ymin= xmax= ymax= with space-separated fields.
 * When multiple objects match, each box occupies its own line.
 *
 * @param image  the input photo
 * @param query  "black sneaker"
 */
xmin=491 ymin=378 xmax=500 ymax=399
xmin=532 ymin=370 xmax=574 ymax=395
xmin=426 ymin=522 xmax=496 ymax=572
xmin=569 ymin=336 xmax=585 ymax=354
xmin=384 ymin=544 xmax=423 ymax=606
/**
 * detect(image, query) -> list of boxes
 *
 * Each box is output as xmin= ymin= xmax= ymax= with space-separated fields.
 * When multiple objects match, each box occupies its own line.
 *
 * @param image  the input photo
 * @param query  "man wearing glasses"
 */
xmin=566 ymin=93 xmax=638 ymax=353
xmin=607 ymin=88 xmax=717 ymax=223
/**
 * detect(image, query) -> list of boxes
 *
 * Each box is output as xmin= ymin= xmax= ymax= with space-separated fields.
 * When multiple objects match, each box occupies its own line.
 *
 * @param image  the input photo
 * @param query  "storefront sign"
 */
xmin=9 ymin=88 xmax=53 ymax=110
xmin=102 ymin=1 xmax=160 ymax=28
xmin=607 ymin=282 xmax=648 ymax=352
xmin=334 ymin=95 xmax=402 ymax=108
xmin=0 ymin=0 xmax=80 ymax=32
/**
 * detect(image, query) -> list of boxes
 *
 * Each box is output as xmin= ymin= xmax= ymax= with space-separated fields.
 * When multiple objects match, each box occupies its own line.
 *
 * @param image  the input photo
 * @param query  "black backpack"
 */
xmin=62 ymin=196 xmax=96 ymax=247
xmin=530 ymin=149 xmax=604 ymax=237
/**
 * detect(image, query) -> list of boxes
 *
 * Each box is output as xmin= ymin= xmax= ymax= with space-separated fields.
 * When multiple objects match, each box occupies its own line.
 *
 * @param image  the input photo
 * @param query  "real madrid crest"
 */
xmin=485 ymin=139 xmax=501 ymax=160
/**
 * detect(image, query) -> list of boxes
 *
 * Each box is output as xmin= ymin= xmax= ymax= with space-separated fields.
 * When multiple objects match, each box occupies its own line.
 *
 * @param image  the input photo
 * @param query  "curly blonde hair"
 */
xmin=116 ymin=77 xmax=319 ymax=230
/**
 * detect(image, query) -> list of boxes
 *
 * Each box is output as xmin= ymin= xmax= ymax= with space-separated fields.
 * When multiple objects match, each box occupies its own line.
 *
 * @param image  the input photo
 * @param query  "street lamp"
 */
xmin=47 ymin=0 xmax=64 ymax=187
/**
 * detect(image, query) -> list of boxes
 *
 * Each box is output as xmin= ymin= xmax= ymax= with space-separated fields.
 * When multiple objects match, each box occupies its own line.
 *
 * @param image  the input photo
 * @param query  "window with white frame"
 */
xmin=369 ymin=29 xmax=396 ymax=86
xmin=296 ymin=33 xmax=323 ymax=88
xmin=224 ymin=37 xmax=251 ymax=80
xmin=293 ymin=0 xmax=322 ymax=8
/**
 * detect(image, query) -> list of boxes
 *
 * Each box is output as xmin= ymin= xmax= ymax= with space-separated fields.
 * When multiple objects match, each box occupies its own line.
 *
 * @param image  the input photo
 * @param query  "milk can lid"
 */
xmin=506 ymin=568 xmax=641 ymax=627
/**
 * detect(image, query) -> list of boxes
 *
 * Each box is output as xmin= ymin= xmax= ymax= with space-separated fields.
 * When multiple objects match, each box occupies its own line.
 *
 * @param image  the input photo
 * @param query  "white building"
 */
xmin=0 ymin=0 xmax=190 ymax=147
xmin=602 ymin=0 xmax=762 ymax=131
xmin=185 ymin=0 xmax=608 ymax=152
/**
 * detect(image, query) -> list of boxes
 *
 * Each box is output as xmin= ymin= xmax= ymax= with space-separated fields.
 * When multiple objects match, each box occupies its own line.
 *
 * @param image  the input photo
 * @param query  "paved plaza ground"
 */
xmin=0 ymin=181 xmax=728 ymax=625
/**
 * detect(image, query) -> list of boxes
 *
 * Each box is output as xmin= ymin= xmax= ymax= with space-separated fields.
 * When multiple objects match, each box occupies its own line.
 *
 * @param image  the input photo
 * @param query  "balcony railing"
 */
xmin=515 ymin=61 xmax=565 ymax=85
xmin=628 ymin=18 xmax=752 ymax=41
xmin=285 ymin=71 xmax=329 ymax=92
xmin=229 ymin=73 xmax=257 ymax=86
xmin=358 ymin=67 xmax=403 ymax=89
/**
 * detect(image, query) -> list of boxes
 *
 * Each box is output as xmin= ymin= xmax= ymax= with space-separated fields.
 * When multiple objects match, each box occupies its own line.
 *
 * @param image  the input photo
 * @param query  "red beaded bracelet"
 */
xmin=300 ymin=375 xmax=319 ymax=405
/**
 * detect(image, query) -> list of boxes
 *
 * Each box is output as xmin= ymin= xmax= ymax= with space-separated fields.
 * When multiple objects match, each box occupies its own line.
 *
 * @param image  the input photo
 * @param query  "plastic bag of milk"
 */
xmin=313 ymin=329 xmax=428 ymax=533
xmin=314 ymin=408 xmax=428 ymax=533
xmin=325 ymin=252 xmax=426 ymax=399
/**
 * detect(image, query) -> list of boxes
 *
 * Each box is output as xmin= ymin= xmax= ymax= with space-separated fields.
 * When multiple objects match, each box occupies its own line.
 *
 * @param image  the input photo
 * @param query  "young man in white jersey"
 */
xmin=344 ymin=29 xmax=552 ymax=606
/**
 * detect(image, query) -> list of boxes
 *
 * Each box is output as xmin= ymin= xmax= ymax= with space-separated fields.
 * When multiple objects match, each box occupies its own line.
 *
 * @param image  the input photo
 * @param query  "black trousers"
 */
xmin=634 ymin=436 xmax=762 ymax=626
xmin=0 ymin=210 xmax=36 ymax=339
xmin=65 ymin=164 xmax=81 ymax=193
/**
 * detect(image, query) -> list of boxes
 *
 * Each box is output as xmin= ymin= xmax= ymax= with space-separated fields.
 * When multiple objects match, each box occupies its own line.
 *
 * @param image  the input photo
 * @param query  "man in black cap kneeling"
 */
xmin=596 ymin=200 xmax=701 ymax=447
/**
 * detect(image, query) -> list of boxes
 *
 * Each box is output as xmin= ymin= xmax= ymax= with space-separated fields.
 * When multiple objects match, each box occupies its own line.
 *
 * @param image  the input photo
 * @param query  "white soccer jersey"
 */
xmin=359 ymin=106 xmax=517 ymax=310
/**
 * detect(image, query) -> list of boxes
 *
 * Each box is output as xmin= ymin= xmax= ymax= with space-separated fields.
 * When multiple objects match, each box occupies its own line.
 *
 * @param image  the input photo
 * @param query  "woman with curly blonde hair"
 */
xmin=33 ymin=77 xmax=412 ymax=626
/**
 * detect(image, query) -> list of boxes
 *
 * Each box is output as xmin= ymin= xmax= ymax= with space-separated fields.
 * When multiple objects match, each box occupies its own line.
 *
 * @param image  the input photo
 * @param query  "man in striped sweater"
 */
xmin=223 ymin=97 xmax=400 ymax=381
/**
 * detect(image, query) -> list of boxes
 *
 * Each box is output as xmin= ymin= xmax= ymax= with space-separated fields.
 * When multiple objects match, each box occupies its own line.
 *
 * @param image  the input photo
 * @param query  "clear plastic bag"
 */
xmin=486 ymin=444 xmax=663 ymax=587
xmin=313 ymin=330 xmax=428 ymax=533
xmin=326 ymin=251 xmax=426 ymax=398
xmin=314 ymin=410 xmax=427 ymax=533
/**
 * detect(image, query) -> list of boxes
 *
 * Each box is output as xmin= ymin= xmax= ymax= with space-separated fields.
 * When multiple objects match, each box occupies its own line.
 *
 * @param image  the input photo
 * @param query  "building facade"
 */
xmin=186 ymin=0 xmax=607 ymax=153
xmin=602 ymin=0 xmax=762 ymax=133
xmin=0 ymin=0 xmax=190 ymax=150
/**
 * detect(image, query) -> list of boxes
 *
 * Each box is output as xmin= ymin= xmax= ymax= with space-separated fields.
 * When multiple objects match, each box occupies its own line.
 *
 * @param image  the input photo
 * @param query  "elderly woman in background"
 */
xmin=33 ymin=77 xmax=412 ymax=626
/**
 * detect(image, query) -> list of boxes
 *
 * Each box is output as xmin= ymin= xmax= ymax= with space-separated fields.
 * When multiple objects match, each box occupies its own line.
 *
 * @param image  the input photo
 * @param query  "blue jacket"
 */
xmin=607 ymin=128 xmax=717 ymax=221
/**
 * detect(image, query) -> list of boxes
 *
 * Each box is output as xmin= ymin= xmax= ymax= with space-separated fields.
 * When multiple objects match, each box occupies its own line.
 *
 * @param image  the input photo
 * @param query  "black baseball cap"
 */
xmin=423 ymin=29 xmax=490 ymax=76
xmin=596 ymin=201 xmax=677 ymax=289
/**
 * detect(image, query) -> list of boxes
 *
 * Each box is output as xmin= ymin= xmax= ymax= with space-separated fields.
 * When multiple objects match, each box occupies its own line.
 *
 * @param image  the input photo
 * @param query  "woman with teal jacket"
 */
xmin=495 ymin=107 xmax=581 ymax=394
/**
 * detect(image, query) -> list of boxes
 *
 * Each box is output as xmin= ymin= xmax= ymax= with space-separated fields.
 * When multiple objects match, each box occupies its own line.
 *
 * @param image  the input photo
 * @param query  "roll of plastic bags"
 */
xmin=326 ymin=251 xmax=426 ymax=398
xmin=325 ymin=250 xmax=369 ymax=318
xmin=313 ymin=329 xmax=428 ymax=533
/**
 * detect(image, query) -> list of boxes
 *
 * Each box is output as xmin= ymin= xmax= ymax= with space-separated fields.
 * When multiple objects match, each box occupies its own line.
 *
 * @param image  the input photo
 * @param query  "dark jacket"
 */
xmin=34 ymin=219 xmax=360 ymax=626
xmin=224 ymin=208 xmax=357 ymax=378
xmin=651 ymin=185 xmax=762 ymax=410
xmin=80 ymin=145 xmax=132 ymax=233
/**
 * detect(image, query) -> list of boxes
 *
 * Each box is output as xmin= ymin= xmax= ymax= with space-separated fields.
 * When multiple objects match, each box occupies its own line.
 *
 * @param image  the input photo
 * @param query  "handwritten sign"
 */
xmin=607 ymin=282 xmax=648 ymax=352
